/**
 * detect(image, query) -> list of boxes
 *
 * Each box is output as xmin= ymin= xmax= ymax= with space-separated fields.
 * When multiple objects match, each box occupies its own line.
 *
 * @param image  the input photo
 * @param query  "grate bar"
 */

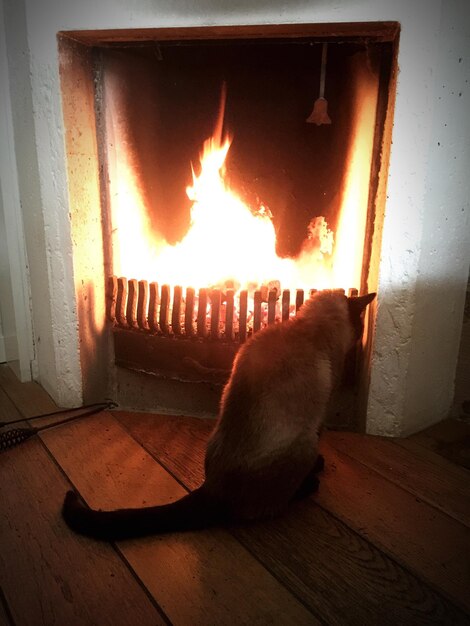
xmin=172 ymin=286 xmax=182 ymax=335
xmin=137 ymin=280 xmax=149 ymax=330
xmin=185 ymin=287 xmax=195 ymax=337
xmin=225 ymin=289 xmax=234 ymax=340
xmin=159 ymin=285 xmax=170 ymax=335
xmin=148 ymin=282 xmax=159 ymax=332
xmin=109 ymin=275 xmax=357 ymax=344
xmin=197 ymin=288 xmax=208 ymax=338
xmin=116 ymin=277 xmax=128 ymax=327
xmin=126 ymin=279 xmax=138 ymax=329
xmin=211 ymin=289 xmax=221 ymax=340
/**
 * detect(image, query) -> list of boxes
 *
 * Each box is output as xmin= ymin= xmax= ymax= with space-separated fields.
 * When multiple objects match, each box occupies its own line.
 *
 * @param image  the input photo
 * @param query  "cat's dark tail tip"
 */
xmin=63 ymin=489 xmax=82 ymax=512
xmin=62 ymin=490 xmax=91 ymax=533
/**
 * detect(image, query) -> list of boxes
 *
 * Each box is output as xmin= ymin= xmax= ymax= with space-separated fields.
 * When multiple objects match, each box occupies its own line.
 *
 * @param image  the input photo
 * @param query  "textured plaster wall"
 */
xmin=367 ymin=0 xmax=470 ymax=435
xmin=2 ymin=0 xmax=72 ymax=398
xmin=2 ymin=0 xmax=469 ymax=432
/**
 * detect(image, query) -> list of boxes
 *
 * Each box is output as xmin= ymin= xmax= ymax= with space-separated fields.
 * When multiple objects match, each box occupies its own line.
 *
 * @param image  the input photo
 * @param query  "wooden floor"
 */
xmin=0 ymin=365 xmax=469 ymax=625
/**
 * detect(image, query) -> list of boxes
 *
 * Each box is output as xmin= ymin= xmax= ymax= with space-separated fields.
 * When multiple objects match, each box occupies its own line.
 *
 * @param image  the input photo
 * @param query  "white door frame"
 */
xmin=0 ymin=0 xmax=36 ymax=380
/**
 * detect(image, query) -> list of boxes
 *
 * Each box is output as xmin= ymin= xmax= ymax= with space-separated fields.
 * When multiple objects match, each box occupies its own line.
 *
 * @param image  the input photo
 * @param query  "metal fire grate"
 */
xmin=107 ymin=275 xmax=357 ymax=383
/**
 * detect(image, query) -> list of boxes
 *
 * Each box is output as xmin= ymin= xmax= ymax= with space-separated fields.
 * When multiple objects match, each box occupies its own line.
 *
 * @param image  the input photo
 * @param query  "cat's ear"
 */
xmin=347 ymin=292 xmax=376 ymax=316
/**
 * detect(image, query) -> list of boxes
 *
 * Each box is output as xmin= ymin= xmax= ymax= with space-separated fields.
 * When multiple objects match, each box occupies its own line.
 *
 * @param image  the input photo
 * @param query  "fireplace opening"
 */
xmin=58 ymin=24 xmax=399 ymax=429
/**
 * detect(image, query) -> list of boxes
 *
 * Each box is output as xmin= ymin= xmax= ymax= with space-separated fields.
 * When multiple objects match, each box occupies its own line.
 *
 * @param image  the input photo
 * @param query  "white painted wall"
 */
xmin=0 ymin=0 xmax=35 ymax=380
xmin=0 ymin=179 xmax=16 ymax=365
xmin=367 ymin=0 xmax=470 ymax=435
xmin=1 ymin=0 xmax=469 ymax=432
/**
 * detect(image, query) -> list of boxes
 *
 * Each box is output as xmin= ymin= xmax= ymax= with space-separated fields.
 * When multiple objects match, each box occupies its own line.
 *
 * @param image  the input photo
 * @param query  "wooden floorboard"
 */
xmin=117 ymin=411 xmax=469 ymax=624
xmin=2 ymin=370 xmax=470 ymax=625
xmin=0 ymin=386 xmax=23 ymax=425
xmin=0 ymin=588 xmax=13 ymax=626
xmin=233 ymin=506 xmax=467 ymax=626
xmin=326 ymin=430 xmax=470 ymax=528
xmin=0 ymin=365 xmax=58 ymax=418
xmin=40 ymin=412 xmax=316 ymax=625
xmin=409 ymin=418 xmax=470 ymax=470
xmin=317 ymin=440 xmax=470 ymax=613
xmin=0 ymin=434 xmax=165 ymax=626
xmin=116 ymin=412 xmax=470 ymax=613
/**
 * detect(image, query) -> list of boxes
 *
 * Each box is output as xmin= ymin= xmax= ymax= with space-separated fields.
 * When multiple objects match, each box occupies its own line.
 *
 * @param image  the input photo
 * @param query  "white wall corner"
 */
xmin=2 ymin=0 xmax=82 ymax=405
xmin=367 ymin=0 xmax=470 ymax=436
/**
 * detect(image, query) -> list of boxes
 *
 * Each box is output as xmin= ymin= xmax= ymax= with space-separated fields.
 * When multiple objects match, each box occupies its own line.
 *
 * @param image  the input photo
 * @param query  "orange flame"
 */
xmin=332 ymin=57 xmax=380 ymax=290
xmin=109 ymin=66 xmax=378 ymax=296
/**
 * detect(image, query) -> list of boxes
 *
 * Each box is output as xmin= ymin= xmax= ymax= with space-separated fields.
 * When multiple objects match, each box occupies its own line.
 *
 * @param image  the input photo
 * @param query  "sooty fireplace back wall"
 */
xmin=99 ymin=39 xmax=381 ymax=252
xmin=59 ymin=24 xmax=398 ymax=430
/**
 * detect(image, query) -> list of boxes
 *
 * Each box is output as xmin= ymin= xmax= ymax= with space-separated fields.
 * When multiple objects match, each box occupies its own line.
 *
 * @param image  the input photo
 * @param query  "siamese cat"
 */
xmin=63 ymin=290 xmax=375 ymax=541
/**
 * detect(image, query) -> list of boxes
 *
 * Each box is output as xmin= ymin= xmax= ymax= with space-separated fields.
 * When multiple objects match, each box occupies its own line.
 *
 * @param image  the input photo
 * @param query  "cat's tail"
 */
xmin=62 ymin=486 xmax=227 ymax=541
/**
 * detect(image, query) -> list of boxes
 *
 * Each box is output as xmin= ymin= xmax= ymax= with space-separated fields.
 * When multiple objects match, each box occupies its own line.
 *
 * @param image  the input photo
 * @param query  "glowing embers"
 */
xmin=108 ymin=276 xmax=358 ymax=343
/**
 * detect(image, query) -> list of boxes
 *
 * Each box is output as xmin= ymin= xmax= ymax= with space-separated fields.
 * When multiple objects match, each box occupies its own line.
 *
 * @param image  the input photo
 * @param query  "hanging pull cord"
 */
xmin=306 ymin=42 xmax=332 ymax=126
xmin=318 ymin=41 xmax=328 ymax=99
xmin=0 ymin=401 xmax=117 ymax=452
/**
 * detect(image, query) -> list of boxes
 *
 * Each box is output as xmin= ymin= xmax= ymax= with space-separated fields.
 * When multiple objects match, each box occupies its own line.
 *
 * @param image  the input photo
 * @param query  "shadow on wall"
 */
xmin=76 ymin=280 xmax=112 ymax=406
xmin=451 ymin=272 xmax=470 ymax=421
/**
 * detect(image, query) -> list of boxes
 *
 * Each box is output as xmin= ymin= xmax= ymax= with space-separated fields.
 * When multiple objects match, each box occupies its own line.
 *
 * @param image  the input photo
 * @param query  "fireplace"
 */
xmin=2 ymin=1 xmax=468 ymax=437
xmin=56 ymin=23 xmax=397 ymax=429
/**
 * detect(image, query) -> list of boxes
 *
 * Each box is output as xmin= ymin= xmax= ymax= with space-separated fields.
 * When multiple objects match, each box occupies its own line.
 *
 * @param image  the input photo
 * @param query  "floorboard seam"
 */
xmin=112 ymin=413 xmax=194 ymax=493
xmin=312 ymin=496 xmax=469 ymax=616
xmin=0 ymin=377 xmax=28 ymax=420
xmin=0 ymin=587 xmax=16 ymax=626
xmin=230 ymin=532 xmax=329 ymax=625
xmin=114 ymin=415 xmax=327 ymax=624
xmin=117 ymin=415 xmax=469 ymax=620
xmin=31 ymin=429 xmax=173 ymax=626
xmin=393 ymin=437 xmax=470 ymax=475
xmin=325 ymin=439 xmax=470 ymax=529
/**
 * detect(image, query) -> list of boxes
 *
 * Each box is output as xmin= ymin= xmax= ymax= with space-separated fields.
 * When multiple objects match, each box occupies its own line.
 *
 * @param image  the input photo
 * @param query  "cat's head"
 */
xmin=347 ymin=293 xmax=376 ymax=340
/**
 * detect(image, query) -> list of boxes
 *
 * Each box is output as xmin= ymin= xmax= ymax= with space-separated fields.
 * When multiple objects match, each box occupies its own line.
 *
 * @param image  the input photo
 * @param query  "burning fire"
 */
xmin=109 ymin=71 xmax=378 ymax=299
xmin=111 ymin=132 xmax=335 ymax=294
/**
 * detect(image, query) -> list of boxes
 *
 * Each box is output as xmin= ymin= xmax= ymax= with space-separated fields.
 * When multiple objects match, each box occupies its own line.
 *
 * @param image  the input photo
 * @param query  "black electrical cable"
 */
xmin=0 ymin=401 xmax=117 ymax=428
xmin=0 ymin=401 xmax=118 ymax=452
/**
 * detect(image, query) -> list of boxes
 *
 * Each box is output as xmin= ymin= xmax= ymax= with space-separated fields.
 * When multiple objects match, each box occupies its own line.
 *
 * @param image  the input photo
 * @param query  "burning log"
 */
xmin=259 ymin=285 xmax=268 ymax=303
